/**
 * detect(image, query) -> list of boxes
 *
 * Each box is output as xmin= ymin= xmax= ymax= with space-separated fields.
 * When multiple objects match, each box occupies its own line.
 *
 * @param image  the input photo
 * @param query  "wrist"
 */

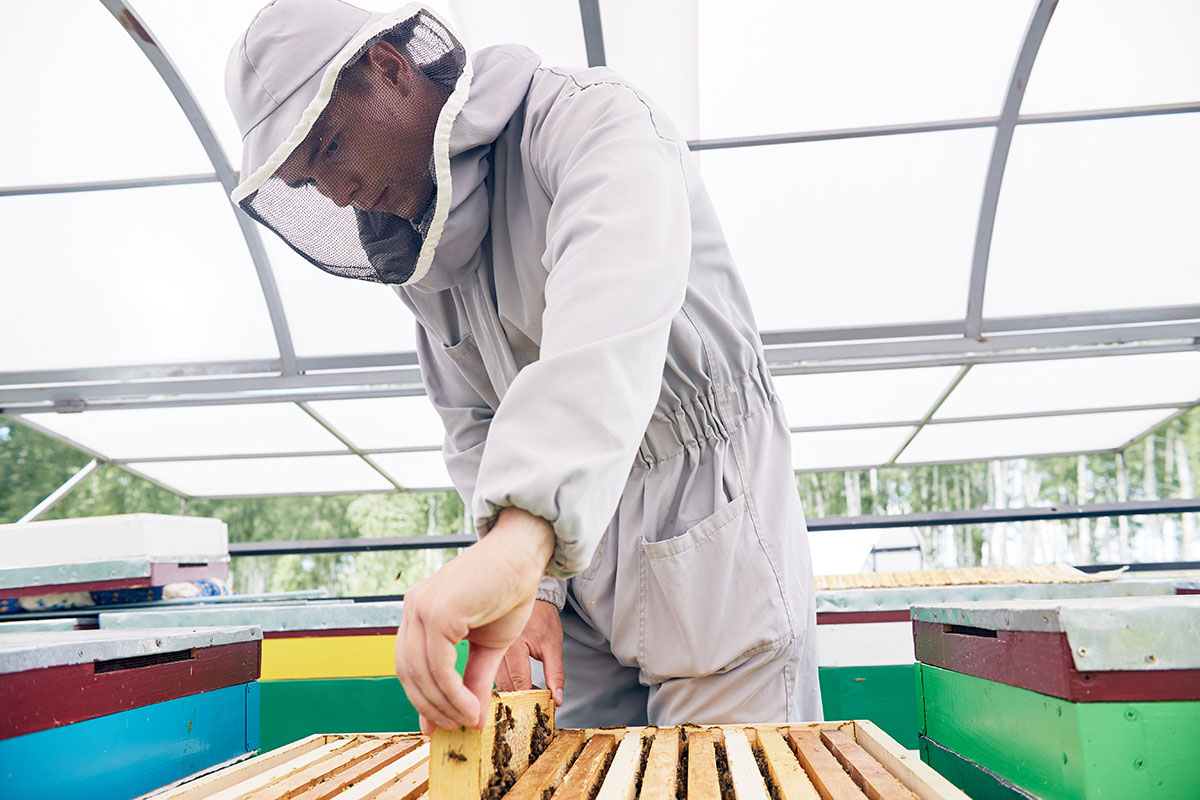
xmin=491 ymin=507 xmax=555 ymax=583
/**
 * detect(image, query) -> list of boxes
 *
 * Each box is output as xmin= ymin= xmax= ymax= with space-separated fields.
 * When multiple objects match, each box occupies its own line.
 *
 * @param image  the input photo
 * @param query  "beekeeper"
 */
xmin=226 ymin=0 xmax=821 ymax=732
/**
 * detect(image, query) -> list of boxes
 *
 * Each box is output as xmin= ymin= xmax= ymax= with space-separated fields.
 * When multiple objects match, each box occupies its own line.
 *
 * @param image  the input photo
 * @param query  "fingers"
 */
xmin=498 ymin=640 xmax=534 ymax=692
xmin=538 ymin=634 xmax=566 ymax=707
xmin=462 ymin=643 xmax=507 ymax=728
xmin=398 ymin=602 xmax=472 ymax=731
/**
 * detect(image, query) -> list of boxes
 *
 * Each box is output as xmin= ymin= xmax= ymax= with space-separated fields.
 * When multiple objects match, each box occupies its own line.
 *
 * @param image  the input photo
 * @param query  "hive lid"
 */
xmin=912 ymin=596 xmax=1200 ymax=671
xmin=0 ymin=625 xmax=261 ymax=673
xmin=100 ymin=599 xmax=404 ymax=632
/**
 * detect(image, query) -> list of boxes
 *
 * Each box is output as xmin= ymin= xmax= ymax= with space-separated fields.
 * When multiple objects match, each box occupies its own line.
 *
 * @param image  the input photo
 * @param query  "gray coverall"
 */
xmin=393 ymin=45 xmax=822 ymax=727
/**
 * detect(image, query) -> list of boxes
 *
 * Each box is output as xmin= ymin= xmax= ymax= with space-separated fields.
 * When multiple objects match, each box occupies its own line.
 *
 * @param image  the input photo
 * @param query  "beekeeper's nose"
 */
xmin=314 ymin=168 xmax=360 ymax=208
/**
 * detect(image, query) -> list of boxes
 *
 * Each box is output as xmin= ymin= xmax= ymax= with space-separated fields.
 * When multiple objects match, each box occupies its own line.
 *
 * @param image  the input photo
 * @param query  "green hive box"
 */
xmin=912 ymin=595 xmax=1200 ymax=800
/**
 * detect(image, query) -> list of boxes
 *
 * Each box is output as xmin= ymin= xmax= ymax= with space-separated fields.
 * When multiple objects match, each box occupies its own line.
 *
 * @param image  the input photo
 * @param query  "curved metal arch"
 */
xmin=578 ymin=0 xmax=607 ymax=67
xmin=99 ymin=0 xmax=298 ymax=375
xmin=964 ymin=0 xmax=1058 ymax=339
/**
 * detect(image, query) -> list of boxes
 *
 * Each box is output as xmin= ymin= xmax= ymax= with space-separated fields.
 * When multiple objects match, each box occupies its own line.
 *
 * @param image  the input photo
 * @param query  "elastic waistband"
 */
xmin=635 ymin=362 xmax=776 ymax=467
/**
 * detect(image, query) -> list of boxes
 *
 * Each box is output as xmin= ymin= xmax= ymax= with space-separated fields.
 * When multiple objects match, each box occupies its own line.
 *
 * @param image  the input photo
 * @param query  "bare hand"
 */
xmin=394 ymin=507 xmax=555 ymax=733
xmin=495 ymin=600 xmax=565 ymax=707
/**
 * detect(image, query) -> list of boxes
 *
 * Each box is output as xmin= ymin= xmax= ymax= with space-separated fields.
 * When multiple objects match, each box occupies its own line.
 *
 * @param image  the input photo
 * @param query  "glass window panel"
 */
xmin=18 ymin=405 xmax=344 ymax=460
xmin=307 ymin=396 xmax=444 ymax=450
xmin=0 ymin=183 xmax=278 ymax=371
xmin=373 ymin=451 xmax=454 ymax=491
xmin=700 ymin=129 xmax=992 ymax=332
xmin=134 ymin=1 xmax=459 ymax=175
xmin=1023 ymin=0 xmax=1200 ymax=115
xmin=261 ymin=235 xmax=417 ymax=358
xmin=985 ymin=114 xmax=1200 ymax=317
xmin=934 ymin=353 xmax=1200 ymax=420
xmin=603 ymin=0 xmax=698 ymax=139
xmin=698 ymin=0 xmax=1033 ymax=139
xmin=128 ymin=454 xmax=393 ymax=497
xmin=775 ymin=367 xmax=960 ymax=428
xmin=1 ymin=1 xmax=212 ymax=186
xmin=791 ymin=427 xmax=915 ymax=472
xmin=897 ymin=409 xmax=1176 ymax=466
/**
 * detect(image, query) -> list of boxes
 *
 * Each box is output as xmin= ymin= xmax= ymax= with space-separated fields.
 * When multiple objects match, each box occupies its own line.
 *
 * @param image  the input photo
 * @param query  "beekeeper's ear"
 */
xmin=364 ymin=40 xmax=415 ymax=96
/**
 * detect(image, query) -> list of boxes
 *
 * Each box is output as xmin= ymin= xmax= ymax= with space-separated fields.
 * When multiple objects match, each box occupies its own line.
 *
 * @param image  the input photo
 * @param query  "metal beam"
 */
xmin=686 ymin=106 xmax=1200 ymax=154
xmin=766 ymin=321 xmax=1200 ymax=365
xmin=805 ymin=498 xmax=1200 ymax=532
xmin=963 ymin=0 xmax=1056 ymax=339
xmin=577 ymin=0 xmax=606 ymax=67
xmin=100 ymin=0 xmax=297 ymax=375
xmin=297 ymin=401 xmax=406 ymax=491
xmin=230 ymin=534 xmax=475 ymax=556
xmin=0 ymin=174 xmax=218 ymax=197
xmin=16 ymin=459 xmax=102 ymax=523
xmin=885 ymin=365 xmax=971 ymax=466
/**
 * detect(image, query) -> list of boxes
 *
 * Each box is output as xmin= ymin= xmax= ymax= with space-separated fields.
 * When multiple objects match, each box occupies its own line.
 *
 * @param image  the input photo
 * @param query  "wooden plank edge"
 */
xmin=819 ymin=730 xmax=913 ymax=800
xmin=338 ymin=742 xmax=431 ymax=800
xmin=848 ymin=721 xmax=970 ymax=800
xmin=150 ymin=734 xmax=340 ymax=799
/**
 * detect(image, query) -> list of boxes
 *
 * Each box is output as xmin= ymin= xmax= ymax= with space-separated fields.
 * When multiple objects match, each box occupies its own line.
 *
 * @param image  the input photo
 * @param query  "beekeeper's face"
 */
xmin=276 ymin=41 xmax=445 ymax=220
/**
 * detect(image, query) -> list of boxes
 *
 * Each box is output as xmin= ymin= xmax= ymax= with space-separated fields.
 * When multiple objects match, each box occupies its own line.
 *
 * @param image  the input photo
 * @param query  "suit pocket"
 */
xmin=638 ymin=493 xmax=793 ymax=682
xmin=442 ymin=332 xmax=501 ymax=409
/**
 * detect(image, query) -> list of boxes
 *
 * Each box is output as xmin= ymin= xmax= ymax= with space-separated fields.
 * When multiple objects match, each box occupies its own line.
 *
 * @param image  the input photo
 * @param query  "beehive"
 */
xmin=152 ymin=691 xmax=968 ymax=800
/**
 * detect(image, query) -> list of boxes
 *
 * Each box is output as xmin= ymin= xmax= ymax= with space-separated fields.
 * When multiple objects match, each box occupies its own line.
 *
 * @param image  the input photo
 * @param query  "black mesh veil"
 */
xmin=234 ymin=8 xmax=469 ymax=285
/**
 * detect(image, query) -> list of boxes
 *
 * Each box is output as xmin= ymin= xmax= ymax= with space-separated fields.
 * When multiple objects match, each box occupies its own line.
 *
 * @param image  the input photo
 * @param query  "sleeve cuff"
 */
xmin=535 ymin=576 xmax=567 ymax=611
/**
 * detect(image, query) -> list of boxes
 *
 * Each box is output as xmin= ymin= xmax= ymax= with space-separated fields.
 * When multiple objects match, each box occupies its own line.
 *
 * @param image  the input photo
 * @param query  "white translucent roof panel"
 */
xmin=897 ymin=409 xmax=1177 ymax=466
xmin=0 ymin=183 xmax=278 ymax=372
xmin=700 ymin=128 xmax=993 ymax=331
xmin=791 ymin=427 xmax=915 ymax=472
xmin=1 ymin=1 xmax=212 ymax=186
xmin=129 ymin=454 xmax=393 ymax=497
xmin=1023 ymin=0 xmax=1200 ymax=115
xmin=447 ymin=0 xmax=585 ymax=72
xmin=603 ymin=0 xmax=698 ymax=139
xmin=135 ymin=0 xmax=459 ymax=173
xmin=373 ymin=451 xmax=454 ymax=491
xmin=985 ymin=113 xmax=1200 ymax=318
xmin=18 ymin=405 xmax=344 ymax=460
xmin=697 ymin=0 xmax=1033 ymax=139
xmin=775 ymin=367 xmax=960 ymax=428
xmin=261 ymin=235 xmax=417 ymax=358
xmin=935 ymin=353 xmax=1200 ymax=420
xmin=307 ymin=396 xmax=444 ymax=450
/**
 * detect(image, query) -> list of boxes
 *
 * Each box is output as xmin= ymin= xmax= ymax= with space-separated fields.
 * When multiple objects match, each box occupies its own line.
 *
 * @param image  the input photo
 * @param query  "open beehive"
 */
xmin=150 ymin=691 xmax=968 ymax=800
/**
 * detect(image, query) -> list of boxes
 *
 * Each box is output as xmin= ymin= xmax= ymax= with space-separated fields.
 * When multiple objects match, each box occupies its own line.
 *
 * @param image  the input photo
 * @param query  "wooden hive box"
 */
xmin=0 ymin=625 xmax=261 ymax=800
xmin=100 ymin=600 xmax=463 ymax=750
xmin=149 ymin=690 xmax=968 ymax=800
xmin=812 ymin=571 xmax=1178 ymax=750
xmin=913 ymin=595 xmax=1200 ymax=799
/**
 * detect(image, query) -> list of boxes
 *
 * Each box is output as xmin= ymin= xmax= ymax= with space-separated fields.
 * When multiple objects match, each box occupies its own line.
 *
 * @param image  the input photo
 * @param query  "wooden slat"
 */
xmin=140 ymin=734 xmax=333 ymax=799
xmin=686 ymin=729 xmax=721 ymax=800
xmin=635 ymin=726 xmax=679 ymax=800
xmin=847 ymin=722 xmax=971 ymax=800
xmin=337 ymin=743 xmax=431 ymax=800
xmin=756 ymin=730 xmax=821 ymax=800
xmin=788 ymin=731 xmax=868 ymax=800
xmin=291 ymin=738 xmax=424 ymax=800
xmin=374 ymin=760 xmax=430 ymax=800
xmin=594 ymin=727 xmax=648 ymax=800
xmin=430 ymin=690 xmax=553 ymax=800
xmin=242 ymin=737 xmax=392 ymax=800
xmin=554 ymin=734 xmax=617 ymax=800
xmin=505 ymin=730 xmax=587 ymax=800
xmin=199 ymin=738 xmax=361 ymax=800
xmin=723 ymin=729 xmax=770 ymax=800
xmin=819 ymin=730 xmax=914 ymax=800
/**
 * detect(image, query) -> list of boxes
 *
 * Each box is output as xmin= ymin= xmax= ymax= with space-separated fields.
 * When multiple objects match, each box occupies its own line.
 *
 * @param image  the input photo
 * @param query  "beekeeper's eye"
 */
xmin=284 ymin=176 xmax=317 ymax=189
xmin=323 ymin=137 xmax=340 ymax=158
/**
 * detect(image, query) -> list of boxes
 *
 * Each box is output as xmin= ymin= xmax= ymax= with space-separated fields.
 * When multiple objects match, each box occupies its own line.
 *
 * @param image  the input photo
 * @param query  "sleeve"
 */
xmin=471 ymin=82 xmax=692 ymax=579
xmin=415 ymin=323 xmax=494 ymax=506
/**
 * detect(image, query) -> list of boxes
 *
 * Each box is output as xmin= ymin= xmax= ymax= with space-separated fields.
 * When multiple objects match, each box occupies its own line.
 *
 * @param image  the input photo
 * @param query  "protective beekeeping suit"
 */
xmin=227 ymin=0 xmax=821 ymax=730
